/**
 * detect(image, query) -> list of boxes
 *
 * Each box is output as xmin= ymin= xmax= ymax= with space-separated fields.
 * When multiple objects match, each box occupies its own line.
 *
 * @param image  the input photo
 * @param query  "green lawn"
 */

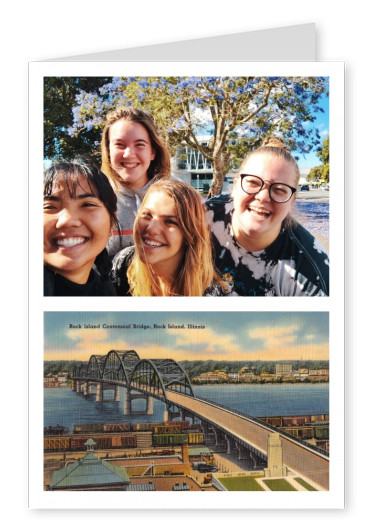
xmin=218 ymin=476 xmax=265 ymax=491
xmin=263 ymin=479 xmax=297 ymax=491
xmin=294 ymin=478 xmax=317 ymax=491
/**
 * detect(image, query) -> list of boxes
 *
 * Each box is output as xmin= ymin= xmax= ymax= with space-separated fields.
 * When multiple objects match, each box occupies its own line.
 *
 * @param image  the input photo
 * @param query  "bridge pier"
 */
xmin=146 ymin=395 xmax=153 ymax=415
xmin=209 ymin=427 xmax=226 ymax=451
xmin=96 ymin=383 xmax=103 ymax=402
xmin=124 ymin=391 xmax=153 ymax=415
xmin=114 ymin=386 xmax=120 ymax=402
xmin=235 ymin=442 xmax=251 ymax=460
xmin=164 ymin=404 xmax=181 ymax=422
xmin=179 ymin=408 xmax=195 ymax=424
xmin=124 ymin=391 xmax=131 ymax=414
xmin=224 ymin=434 xmax=238 ymax=455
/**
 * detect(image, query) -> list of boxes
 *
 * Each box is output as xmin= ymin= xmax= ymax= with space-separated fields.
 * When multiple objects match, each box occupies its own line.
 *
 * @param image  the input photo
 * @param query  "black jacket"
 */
xmin=44 ymin=266 xmax=117 ymax=296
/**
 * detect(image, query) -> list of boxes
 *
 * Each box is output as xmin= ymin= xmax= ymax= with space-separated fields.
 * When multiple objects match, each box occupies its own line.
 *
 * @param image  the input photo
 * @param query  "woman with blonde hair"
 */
xmin=101 ymin=106 xmax=171 ymax=257
xmin=111 ymin=180 xmax=224 ymax=296
xmin=206 ymin=137 xmax=329 ymax=296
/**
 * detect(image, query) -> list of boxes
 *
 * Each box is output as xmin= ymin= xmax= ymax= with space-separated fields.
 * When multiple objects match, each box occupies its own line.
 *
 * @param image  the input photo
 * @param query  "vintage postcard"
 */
xmin=40 ymin=310 xmax=336 ymax=509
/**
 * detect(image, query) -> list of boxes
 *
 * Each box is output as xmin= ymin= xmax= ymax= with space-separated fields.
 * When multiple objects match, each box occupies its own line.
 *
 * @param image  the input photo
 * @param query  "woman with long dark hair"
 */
xmin=43 ymin=158 xmax=119 ymax=296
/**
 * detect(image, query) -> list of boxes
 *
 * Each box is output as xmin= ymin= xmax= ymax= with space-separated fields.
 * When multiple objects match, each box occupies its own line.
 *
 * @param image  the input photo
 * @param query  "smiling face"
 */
xmin=232 ymin=153 xmax=297 ymax=251
xmin=135 ymin=191 xmax=185 ymax=280
xmin=109 ymin=119 xmax=156 ymax=190
xmin=43 ymin=174 xmax=112 ymax=284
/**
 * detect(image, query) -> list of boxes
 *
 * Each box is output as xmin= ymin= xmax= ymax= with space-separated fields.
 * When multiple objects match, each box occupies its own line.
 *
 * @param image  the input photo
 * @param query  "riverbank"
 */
xmin=192 ymin=379 xmax=329 ymax=385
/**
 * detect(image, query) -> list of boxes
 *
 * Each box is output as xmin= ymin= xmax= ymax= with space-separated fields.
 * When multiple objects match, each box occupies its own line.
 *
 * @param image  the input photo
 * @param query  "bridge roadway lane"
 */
xmin=166 ymin=391 xmax=329 ymax=490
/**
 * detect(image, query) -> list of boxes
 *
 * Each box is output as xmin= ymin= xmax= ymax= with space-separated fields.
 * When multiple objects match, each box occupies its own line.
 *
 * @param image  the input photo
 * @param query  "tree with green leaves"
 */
xmin=307 ymin=136 xmax=329 ymax=183
xmin=44 ymin=77 xmax=112 ymax=161
xmin=46 ymin=76 xmax=328 ymax=197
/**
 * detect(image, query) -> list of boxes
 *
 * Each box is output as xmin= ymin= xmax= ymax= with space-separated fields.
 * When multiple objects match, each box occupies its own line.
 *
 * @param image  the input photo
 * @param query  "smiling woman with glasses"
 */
xmin=206 ymin=137 xmax=329 ymax=296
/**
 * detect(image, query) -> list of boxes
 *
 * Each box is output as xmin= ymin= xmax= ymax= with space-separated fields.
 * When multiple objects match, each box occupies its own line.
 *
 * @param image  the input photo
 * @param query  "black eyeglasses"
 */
xmin=240 ymin=174 xmax=296 ymax=203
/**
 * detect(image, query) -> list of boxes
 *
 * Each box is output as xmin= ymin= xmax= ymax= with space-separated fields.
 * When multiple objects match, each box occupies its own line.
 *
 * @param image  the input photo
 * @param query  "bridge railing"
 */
xmin=193 ymin=392 xmax=329 ymax=458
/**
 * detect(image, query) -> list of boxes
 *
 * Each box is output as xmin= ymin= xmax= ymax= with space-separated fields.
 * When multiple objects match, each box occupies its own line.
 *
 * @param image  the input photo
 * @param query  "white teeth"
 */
xmin=56 ymin=237 xmax=86 ymax=247
xmin=144 ymin=239 xmax=164 ymax=247
xmin=122 ymin=163 xmax=138 ymax=168
xmin=250 ymin=207 xmax=270 ymax=216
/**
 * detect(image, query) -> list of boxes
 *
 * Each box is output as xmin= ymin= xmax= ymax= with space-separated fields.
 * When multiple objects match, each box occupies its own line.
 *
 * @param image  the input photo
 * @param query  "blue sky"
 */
xmin=44 ymin=312 xmax=329 ymax=363
xmin=295 ymin=93 xmax=329 ymax=170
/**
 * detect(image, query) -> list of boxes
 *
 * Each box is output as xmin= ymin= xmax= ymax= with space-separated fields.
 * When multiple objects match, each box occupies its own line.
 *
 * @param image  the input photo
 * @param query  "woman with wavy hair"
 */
xmin=111 ymin=180 xmax=224 ymax=296
xmin=101 ymin=106 xmax=171 ymax=257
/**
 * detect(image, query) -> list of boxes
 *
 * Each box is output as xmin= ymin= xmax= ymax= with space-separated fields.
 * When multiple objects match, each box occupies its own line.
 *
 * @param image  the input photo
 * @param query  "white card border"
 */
xmin=29 ymin=61 xmax=344 ymax=509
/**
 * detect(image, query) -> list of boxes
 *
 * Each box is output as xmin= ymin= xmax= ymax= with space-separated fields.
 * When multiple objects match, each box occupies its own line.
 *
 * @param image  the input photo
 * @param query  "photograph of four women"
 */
xmin=43 ymin=106 xmax=329 ymax=297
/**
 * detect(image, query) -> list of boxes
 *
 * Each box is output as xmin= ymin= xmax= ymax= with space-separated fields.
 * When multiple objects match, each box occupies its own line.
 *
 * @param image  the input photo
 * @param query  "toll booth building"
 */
xmin=49 ymin=439 xmax=131 ymax=491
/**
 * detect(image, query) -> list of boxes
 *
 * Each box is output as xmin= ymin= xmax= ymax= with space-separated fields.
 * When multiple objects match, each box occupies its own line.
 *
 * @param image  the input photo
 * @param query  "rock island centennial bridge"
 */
xmin=72 ymin=349 xmax=329 ymax=489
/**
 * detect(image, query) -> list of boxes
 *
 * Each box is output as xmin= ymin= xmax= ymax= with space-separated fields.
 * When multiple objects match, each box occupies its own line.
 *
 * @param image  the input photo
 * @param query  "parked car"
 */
xmin=300 ymin=184 xmax=309 ymax=191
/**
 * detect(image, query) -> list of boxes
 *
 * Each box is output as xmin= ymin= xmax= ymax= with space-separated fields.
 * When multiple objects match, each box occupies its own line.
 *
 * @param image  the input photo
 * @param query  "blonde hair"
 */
xmin=127 ymin=180 xmax=219 ymax=296
xmin=236 ymin=136 xmax=299 ymax=229
xmin=238 ymin=136 xmax=300 ymax=189
xmin=100 ymin=107 xmax=171 ymax=191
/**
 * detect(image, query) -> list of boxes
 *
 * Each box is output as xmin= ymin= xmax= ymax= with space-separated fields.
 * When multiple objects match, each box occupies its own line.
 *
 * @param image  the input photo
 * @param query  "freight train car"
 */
xmin=186 ymin=432 xmax=204 ymax=444
xmin=258 ymin=415 xmax=329 ymax=428
xmin=73 ymin=423 xmax=104 ymax=434
xmin=153 ymin=425 xmax=182 ymax=435
xmin=70 ymin=435 xmax=137 ymax=450
xmin=162 ymin=420 xmax=190 ymax=430
xmin=152 ymin=433 xmax=189 ymax=446
xmin=44 ymin=437 xmax=70 ymax=451
xmin=44 ymin=425 xmax=70 ymax=436
xmin=311 ymin=414 xmax=330 ymax=423
xmin=281 ymin=426 xmax=316 ymax=439
xmin=103 ymin=423 xmax=132 ymax=433
xmin=44 ymin=434 xmax=137 ymax=452
xmin=314 ymin=426 xmax=329 ymax=439
xmin=281 ymin=415 xmax=312 ymax=427
xmin=132 ymin=422 xmax=162 ymax=432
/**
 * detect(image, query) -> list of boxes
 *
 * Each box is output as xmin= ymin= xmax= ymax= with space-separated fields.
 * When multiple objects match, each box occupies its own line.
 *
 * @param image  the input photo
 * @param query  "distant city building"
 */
xmin=194 ymin=371 xmax=228 ymax=382
xmin=171 ymin=137 xmax=235 ymax=194
xmin=260 ymin=372 xmax=274 ymax=379
xmin=228 ymin=373 xmax=240 ymax=380
xmin=240 ymin=372 xmax=255 ymax=380
xmin=309 ymin=369 xmax=329 ymax=376
xmin=44 ymin=372 xmax=69 ymax=388
xmin=275 ymin=364 xmax=293 ymax=377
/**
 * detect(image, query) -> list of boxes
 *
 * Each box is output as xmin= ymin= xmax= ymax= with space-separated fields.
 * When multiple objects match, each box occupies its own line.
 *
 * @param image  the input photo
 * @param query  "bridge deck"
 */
xmin=166 ymin=391 xmax=329 ymax=490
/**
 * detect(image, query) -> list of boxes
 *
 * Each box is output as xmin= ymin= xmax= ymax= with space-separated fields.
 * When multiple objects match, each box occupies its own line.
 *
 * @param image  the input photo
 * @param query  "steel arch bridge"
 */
xmin=72 ymin=349 xmax=194 ymax=402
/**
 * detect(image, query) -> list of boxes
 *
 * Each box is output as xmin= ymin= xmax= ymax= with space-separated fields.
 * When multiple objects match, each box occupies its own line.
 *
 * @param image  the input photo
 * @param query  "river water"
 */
xmin=44 ymin=383 xmax=329 ymax=431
